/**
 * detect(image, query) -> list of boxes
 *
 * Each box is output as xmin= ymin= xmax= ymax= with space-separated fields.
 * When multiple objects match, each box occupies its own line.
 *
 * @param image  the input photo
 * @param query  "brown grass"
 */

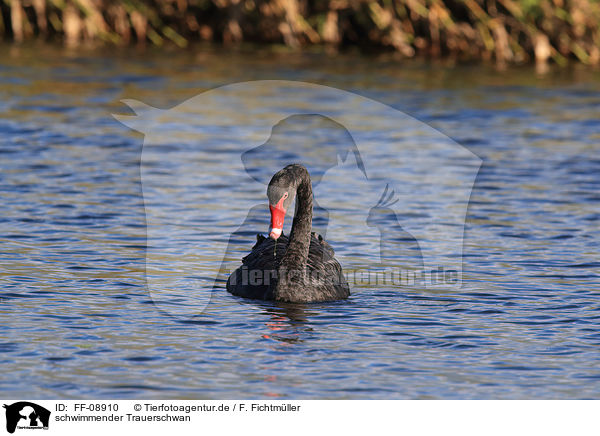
xmin=1 ymin=0 xmax=599 ymax=65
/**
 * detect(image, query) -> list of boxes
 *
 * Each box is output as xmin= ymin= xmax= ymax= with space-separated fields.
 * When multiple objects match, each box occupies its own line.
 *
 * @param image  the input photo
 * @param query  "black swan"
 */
xmin=226 ymin=164 xmax=350 ymax=303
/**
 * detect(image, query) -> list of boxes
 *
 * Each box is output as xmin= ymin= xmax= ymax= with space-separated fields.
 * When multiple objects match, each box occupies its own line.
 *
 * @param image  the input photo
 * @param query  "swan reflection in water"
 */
xmin=253 ymin=302 xmax=321 ymax=398
xmin=259 ymin=303 xmax=315 ymax=344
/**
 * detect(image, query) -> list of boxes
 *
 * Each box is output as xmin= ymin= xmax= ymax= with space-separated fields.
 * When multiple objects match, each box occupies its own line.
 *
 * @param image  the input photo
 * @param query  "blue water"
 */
xmin=1 ymin=45 xmax=599 ymax=399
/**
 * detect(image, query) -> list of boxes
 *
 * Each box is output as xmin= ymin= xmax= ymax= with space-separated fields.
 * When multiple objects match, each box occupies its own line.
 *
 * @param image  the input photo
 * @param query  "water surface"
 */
xmin=1 ymin=44 xmax=599 ymax=399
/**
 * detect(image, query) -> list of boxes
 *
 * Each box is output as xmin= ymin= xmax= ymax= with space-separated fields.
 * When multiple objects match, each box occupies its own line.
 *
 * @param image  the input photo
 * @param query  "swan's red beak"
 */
xmin=269 ymin=201 xmax=286 ymax=240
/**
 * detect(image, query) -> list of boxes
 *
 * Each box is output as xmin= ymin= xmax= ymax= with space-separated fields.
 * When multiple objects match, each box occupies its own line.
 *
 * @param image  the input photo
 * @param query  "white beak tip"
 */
xmin=269 ymin=227 xmax=282 ymax=239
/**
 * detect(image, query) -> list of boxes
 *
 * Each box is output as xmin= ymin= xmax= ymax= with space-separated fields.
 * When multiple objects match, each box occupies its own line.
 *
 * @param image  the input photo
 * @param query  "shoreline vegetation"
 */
xmin=1 ymin=0 xmax=599 ymax=66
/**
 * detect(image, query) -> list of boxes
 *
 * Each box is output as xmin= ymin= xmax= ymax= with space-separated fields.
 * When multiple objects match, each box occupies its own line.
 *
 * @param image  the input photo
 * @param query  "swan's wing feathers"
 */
xmin=229 ymin=233 xmax=349 ymax=302
xmin=252 ymin=233 xmax=267 ymax=250
xmin=307 ymin=235 xmax=340 ymax=270
xmin=242 ymin=234 xmax=288 ymax=266
xmin=310 ymin=232 xmax=335 ymax=257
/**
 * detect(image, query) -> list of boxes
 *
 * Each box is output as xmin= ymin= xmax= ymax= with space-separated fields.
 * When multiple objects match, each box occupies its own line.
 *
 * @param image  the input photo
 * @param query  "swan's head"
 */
xmin=267 ymin=166 xmax=300 ymax=240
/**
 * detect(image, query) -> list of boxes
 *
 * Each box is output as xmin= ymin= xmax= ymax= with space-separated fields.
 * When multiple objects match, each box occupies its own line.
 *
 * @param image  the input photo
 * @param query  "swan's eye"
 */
xmin=282 ymin=192 xmax=288 ymax=200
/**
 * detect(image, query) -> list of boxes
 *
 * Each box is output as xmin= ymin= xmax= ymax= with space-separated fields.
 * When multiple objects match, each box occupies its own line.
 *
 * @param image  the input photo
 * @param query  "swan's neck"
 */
xmin=277 ymin=167 xmax=312 ymax=300
xmin=283 ymin=169 xmax=313 ymax=269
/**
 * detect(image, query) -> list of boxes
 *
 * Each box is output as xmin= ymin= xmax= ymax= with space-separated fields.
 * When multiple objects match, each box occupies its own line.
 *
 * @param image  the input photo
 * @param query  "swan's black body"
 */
xmin=227 ymin=232 xmax=349 ymax=302
xmin=226 ymin=164 xmax=350 ymax=303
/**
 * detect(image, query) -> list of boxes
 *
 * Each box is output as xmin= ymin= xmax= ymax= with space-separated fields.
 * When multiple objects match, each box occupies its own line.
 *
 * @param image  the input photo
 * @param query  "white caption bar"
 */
xmin=0 ymin=400 xmax=598 ymax=436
